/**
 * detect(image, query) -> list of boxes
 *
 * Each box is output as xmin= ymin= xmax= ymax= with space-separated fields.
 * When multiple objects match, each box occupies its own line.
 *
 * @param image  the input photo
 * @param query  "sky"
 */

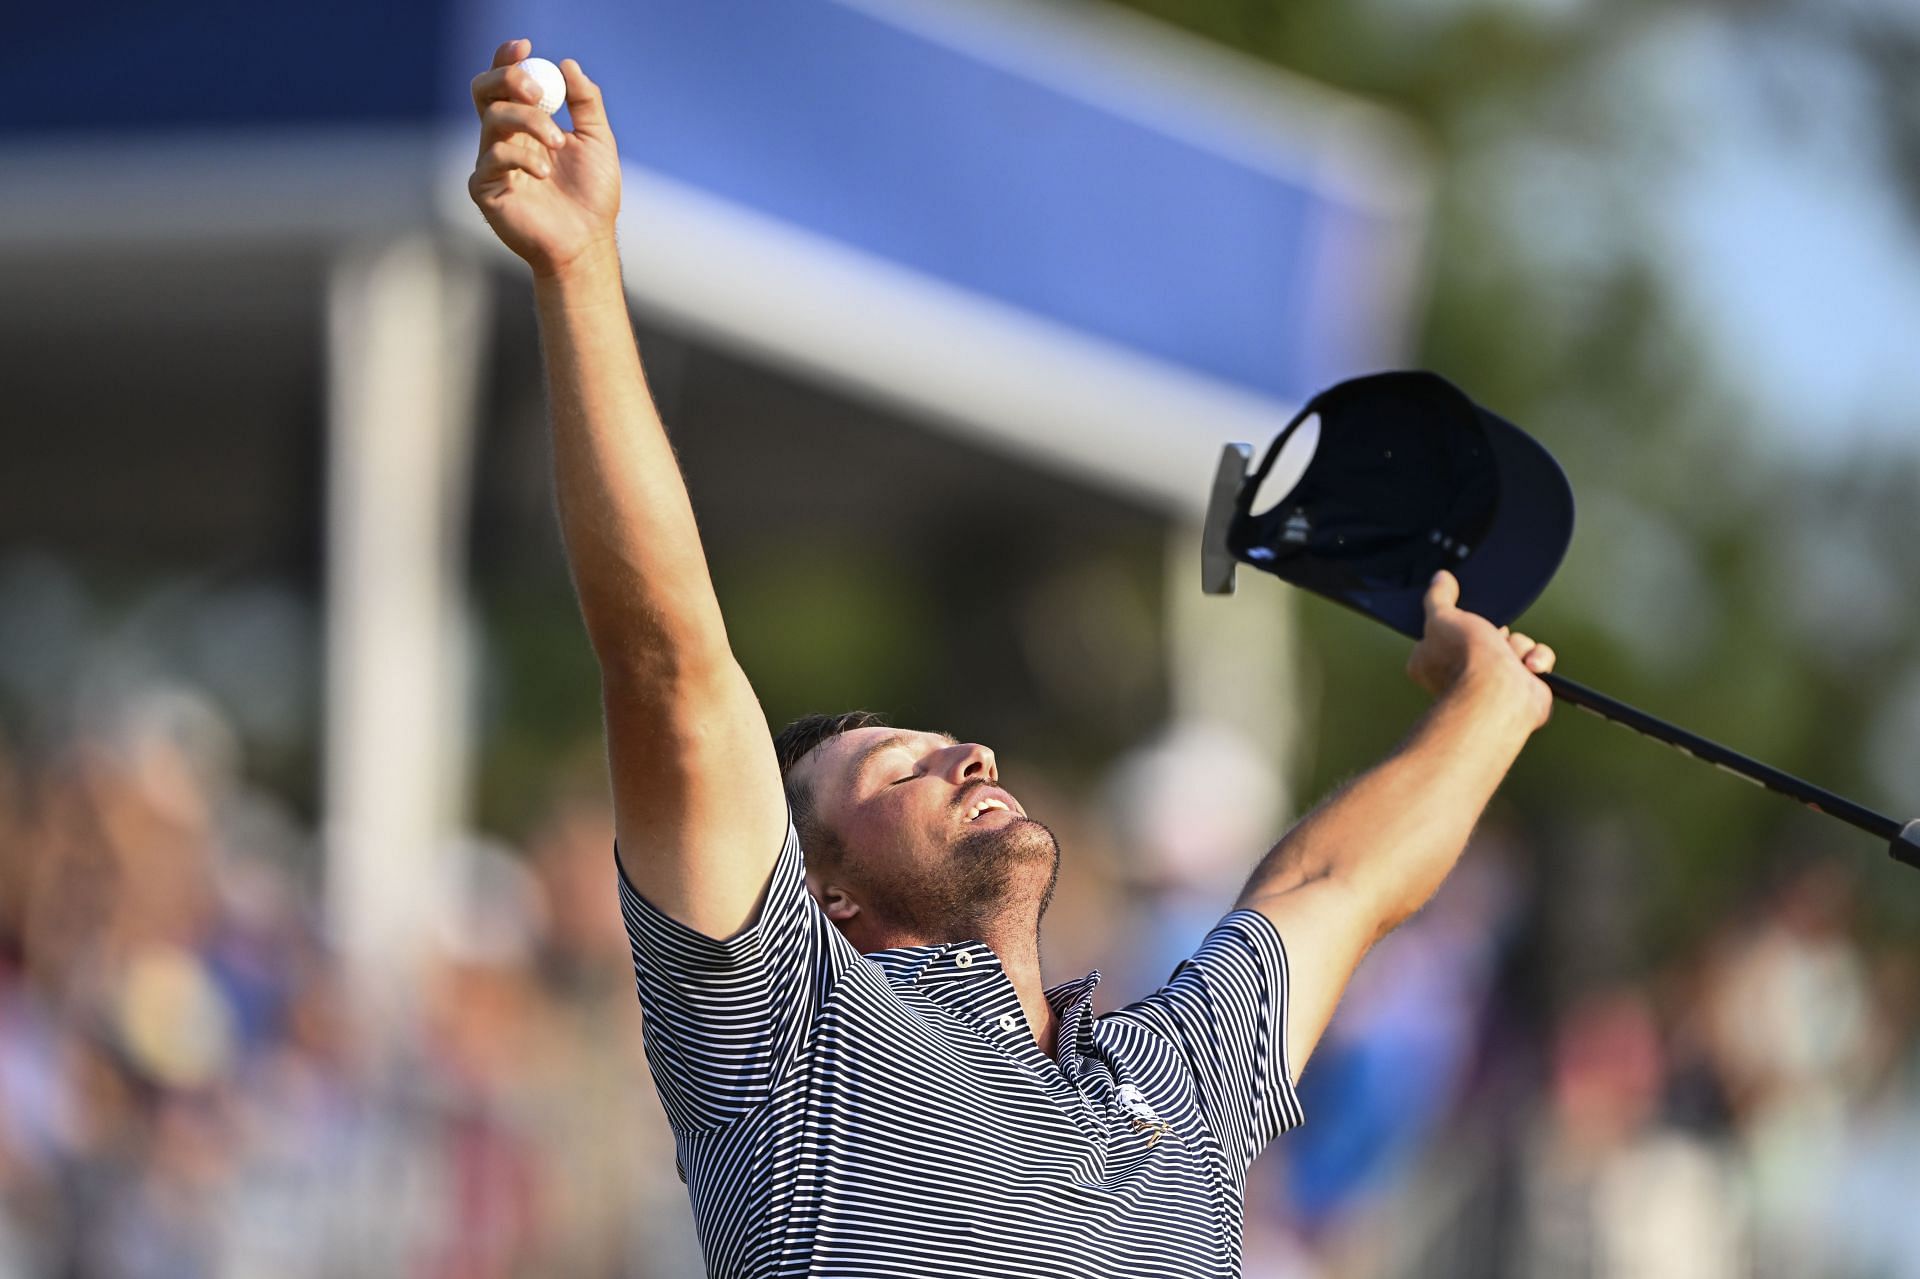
xmin=1650 ymin=12 xmax=1920 ymax=455
xmin=1363 ymin=0 xmax=1920 ymax=462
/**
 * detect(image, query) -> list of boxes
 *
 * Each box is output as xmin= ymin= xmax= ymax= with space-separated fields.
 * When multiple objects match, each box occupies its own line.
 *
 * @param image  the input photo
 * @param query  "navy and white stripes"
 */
xmin=618 ymin=818 xmax=1304 ymax=1277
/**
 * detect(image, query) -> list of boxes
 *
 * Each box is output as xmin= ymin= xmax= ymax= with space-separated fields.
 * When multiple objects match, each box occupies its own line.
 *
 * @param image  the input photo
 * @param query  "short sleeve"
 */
xmin=1112 ymin=909 xmax=1304 ymax=1177
xmin=615 ymin=816 xmax=852 ymax=1134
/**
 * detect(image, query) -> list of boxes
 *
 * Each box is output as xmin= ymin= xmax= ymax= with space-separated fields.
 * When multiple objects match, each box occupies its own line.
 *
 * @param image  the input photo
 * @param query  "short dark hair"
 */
xmin=773 ymin=710 xmax=889 ymax=871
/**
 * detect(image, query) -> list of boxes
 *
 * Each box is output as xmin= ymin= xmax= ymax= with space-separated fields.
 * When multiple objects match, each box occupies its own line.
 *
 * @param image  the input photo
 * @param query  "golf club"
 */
xmin=1203 ymin=371 xmax=1920 ymax=872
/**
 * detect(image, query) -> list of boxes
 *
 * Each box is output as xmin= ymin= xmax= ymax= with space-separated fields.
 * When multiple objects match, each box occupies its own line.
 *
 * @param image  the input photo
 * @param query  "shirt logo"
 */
xmin=1116 ymin=1083 xmax=1172 ymax=1147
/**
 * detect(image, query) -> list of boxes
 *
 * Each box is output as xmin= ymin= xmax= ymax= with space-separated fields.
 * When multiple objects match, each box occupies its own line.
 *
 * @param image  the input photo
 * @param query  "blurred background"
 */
xmin=4 ymin=0 xmax=1919 ymax=1275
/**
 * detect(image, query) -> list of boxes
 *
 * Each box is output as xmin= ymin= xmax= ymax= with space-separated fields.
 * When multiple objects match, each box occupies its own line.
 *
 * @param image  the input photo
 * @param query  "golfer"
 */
xmin=469 ymin=42 xmax=1557 ymax=1277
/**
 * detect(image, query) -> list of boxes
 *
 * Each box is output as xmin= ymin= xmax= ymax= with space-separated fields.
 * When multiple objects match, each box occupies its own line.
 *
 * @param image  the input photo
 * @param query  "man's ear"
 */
xmin=806 ymin=873 xmax=862 ymax=924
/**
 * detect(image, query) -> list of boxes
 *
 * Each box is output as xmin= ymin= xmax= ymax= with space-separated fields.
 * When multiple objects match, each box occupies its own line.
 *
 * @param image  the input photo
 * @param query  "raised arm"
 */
xmin=1241 ymin=570 xmax=1556 ymax=1074
xmin=468 ymin=40 xmax=785 ymax=938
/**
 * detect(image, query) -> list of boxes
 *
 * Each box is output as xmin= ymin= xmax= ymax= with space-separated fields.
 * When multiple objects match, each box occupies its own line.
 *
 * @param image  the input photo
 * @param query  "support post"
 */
xmin=1164 ymin=521 xmax=1303 ymax=836
xmin=323 ymin=237 xmax=487 ymax=1031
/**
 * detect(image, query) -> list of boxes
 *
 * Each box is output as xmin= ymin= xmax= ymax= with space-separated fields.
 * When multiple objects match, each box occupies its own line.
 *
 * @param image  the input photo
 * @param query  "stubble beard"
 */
xmin=897 ymin=816 xmax=1061 ymax=944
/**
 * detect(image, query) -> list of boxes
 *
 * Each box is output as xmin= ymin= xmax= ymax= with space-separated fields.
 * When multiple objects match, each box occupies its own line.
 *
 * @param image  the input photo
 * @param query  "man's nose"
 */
xmin=937 ymin=742 xmax=997 ymax=784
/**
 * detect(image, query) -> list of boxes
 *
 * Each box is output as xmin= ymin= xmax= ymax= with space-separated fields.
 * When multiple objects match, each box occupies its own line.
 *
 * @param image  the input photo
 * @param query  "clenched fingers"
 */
xmin=479 ymin=100 xmax=568 ymax=156
xmin=472 ymin=43 xmax=546 ymax=115
xmin=1507 ymin=630 xmax=1556 ymax=674
xmin=490 ymin=38 xmax=527 ymax=71
xmin=473 ymin=137 xmax=552 ymax=184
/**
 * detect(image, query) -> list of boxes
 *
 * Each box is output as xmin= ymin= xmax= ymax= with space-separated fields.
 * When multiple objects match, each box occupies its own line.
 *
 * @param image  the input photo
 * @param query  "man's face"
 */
xmin=791 ymin=727 xmax=1060 ymax=950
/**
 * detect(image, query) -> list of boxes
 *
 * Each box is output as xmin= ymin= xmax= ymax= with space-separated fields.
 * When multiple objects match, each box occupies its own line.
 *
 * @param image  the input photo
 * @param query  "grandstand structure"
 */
xmin=3 ymin=0 xmax=1428 ymax=1018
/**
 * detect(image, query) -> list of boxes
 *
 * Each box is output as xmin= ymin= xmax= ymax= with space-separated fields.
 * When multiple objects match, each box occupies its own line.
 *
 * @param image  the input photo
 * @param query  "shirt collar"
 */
xmin=861 ymin=941 xmax=1101 ymax=1054
xmin=1045 ymin=970 xmax=1103 ymax=1061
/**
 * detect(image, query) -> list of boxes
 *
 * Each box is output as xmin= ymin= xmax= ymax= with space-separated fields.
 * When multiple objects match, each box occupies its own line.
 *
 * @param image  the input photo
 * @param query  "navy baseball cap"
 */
xmin=1215 ymin=370 xmax=1574 ymax=639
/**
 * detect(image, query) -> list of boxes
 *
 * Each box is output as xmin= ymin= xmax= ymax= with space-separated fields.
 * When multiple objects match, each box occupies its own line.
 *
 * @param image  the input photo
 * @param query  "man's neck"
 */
xmin=973 ymin=923 xmax=1060 ymax=1060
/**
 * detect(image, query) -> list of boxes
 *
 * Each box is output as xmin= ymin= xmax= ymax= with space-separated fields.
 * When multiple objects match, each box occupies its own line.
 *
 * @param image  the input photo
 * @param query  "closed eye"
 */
xmin=890 ymin=774 xmax=917 ymax=786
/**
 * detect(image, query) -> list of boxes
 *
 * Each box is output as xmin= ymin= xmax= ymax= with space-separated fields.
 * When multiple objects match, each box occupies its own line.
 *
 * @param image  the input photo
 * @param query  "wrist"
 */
xmin=1444 ymin=662 xmax=1543 ymax=738
xmin=532 ymin=239 xmax=623 ymax=305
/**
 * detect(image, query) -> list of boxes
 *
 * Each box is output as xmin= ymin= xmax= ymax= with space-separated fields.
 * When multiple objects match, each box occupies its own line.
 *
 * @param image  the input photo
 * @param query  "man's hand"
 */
xmin=468 ymin=39 xmax=622 ymax=280
xmin=1406 ymin=570 xmax=1556 ymax=730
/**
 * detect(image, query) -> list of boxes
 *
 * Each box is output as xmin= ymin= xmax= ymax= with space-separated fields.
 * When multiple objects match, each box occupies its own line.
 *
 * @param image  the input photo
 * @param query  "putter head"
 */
xmin=1201 ymin=371 xmax=1575 ymax=638
xmin=1201 ymin=443 xmax=1254 ymax=596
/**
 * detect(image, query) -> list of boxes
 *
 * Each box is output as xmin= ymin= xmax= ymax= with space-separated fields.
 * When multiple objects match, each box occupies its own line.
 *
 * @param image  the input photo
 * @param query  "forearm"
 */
xmin=1238 ymin=675 xmax=1535 ymax=936
xmin=534 ymin=247 xmax=731 ymax=682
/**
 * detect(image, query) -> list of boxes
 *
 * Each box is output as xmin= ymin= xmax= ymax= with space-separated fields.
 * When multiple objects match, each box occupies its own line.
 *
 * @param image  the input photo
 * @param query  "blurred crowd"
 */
xmin=1238 ymin=830 xmax=1920 ymax=1279
xmin=0 ymin=687 xmax=702 ymax=1278
xmin=4 ymin=684 xmax=1920 ymax=1278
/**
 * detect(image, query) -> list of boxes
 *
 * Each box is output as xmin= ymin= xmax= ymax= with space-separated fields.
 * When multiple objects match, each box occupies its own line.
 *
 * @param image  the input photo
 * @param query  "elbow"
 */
xmin=1327 ymin=863 xmax=1428 ymax=947
xmin=1368 ymin=897 xmax=1423 ymax=945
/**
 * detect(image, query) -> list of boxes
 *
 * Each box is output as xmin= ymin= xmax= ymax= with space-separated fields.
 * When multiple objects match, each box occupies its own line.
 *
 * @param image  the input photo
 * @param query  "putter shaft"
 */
xmin=1542 ymin=673 xmax=1920 ymax=871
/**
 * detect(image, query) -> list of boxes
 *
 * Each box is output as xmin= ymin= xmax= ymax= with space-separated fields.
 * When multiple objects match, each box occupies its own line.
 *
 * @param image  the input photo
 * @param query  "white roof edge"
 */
xmin=439 ymin=152 xmax=1301 ymax=518
xmin=0 ymin=129 xmax=445 ymax=247
xmin=0 ymin=126 xmax=1375 ymax=518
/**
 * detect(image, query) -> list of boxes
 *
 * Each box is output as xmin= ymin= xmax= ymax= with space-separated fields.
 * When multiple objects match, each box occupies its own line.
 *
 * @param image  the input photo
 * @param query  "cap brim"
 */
xmin=1452 ymin=406 xmax=1574 ymax=634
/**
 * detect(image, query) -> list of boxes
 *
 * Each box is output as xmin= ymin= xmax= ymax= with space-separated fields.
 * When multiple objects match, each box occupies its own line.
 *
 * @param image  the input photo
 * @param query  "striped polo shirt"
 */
xmin=617 ymin=816 xmax=1304 ymax=1277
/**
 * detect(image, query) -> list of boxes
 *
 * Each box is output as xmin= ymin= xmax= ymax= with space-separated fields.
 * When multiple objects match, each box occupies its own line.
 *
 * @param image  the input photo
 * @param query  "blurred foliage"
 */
xmin=472 ymin=578 xmax=608 ymax=836
xmin=713 ymin=529 xmax=1171 ymax=789
xmin=716 ymin=540 xmax=941 ymax=732
xmin=1106 ymin=0 xmax=1920 ymax=953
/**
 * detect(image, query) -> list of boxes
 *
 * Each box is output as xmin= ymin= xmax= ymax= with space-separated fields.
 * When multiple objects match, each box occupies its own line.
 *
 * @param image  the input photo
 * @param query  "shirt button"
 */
xmin=955 ymin=952 xmax=974 ymax=969
xmin=998 ymin=1013 xmax=1020 ymax=1033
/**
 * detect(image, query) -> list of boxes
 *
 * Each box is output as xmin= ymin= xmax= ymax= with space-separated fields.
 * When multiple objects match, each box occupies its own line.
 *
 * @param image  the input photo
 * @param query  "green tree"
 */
xmin=1106 ymin=0 xmax=1920 ymax=950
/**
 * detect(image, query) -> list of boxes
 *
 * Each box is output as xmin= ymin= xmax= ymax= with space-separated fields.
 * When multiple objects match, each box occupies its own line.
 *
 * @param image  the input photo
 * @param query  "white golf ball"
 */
xmin=518 ymin=57 xmax=566 ymax=114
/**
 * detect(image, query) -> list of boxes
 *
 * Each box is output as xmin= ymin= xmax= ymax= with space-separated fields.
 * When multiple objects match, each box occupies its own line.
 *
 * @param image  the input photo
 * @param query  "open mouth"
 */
xmin=961 ymin=787 xmax=1021 ymax=823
